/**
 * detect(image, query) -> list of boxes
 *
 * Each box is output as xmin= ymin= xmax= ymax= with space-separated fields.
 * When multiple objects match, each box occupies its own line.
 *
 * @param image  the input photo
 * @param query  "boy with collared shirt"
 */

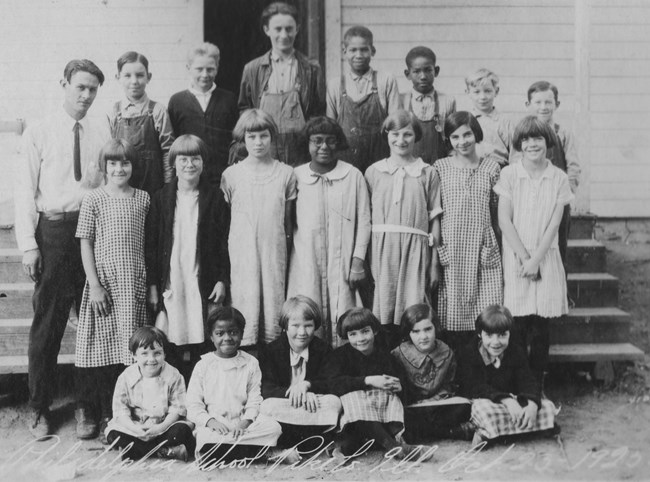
xmin=168 ymin=42 xmax=238 ymax=186
xmin=521 ymin=80 xmax=580 ymax=263
xmin=402 ymin=46 xmax=456 ymax=165
xmin=327 ymin=25 xmax=400 ymax=173
xmin=465 ymin=68 xmax=514 ymax=166
xmin=15 ymin=59 xmax=110 ymax=439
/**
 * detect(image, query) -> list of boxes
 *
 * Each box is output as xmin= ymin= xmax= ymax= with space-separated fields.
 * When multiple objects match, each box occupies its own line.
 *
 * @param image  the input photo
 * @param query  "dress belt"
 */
xmin=40 ymin=211 xmax=80 ymax=222
xmin=372 ymin=224 xmax=435 ymax=247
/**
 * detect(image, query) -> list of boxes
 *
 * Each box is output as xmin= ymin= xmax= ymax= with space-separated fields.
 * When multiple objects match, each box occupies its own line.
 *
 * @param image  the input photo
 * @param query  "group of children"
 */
xmin=45 ymin=0 xmax=580 ymax=465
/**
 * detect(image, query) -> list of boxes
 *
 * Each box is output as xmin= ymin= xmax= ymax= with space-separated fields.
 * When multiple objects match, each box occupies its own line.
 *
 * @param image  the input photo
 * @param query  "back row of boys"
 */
xmin=173 ymin=25 xmax=580 ymax=196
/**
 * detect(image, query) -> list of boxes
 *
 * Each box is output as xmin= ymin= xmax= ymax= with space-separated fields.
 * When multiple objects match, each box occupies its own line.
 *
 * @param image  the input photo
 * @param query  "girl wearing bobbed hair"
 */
xmin=259 ymin=296 xmax=342 ymax=462
xmin=433 ymin=111 xmax=503 ymax=356
xmin=457 ymin=305 xmax=558 ymax=445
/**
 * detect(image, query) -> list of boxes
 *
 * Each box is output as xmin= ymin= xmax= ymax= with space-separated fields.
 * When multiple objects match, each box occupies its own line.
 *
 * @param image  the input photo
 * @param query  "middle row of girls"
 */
xmin=78 ymin=106 xmax=571 ymax=439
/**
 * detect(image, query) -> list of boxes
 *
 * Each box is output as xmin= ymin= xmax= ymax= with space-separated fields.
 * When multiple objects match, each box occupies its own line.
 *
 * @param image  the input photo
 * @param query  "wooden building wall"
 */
xmin=326 ymin=0 xmax=650 ymax=217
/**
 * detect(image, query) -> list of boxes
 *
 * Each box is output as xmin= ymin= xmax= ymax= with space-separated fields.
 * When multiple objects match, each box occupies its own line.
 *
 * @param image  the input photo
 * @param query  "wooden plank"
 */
xmin=591 ymin=24 xmax=650 ymax=42
xmin=591 ymin=200 xmax=650 ymax=217
xmin=590 ymin=6 xmax=650 ymax=24
xmin=344 ymin=0 xmax=572 ymax=6
xmin=0 ymin=354 xmax=75 ymax=374
xmin=370 ymin=41 xmax=574 ymax=60
xmin=589 ymin=165 xmax=650 ymax=183
xmin=591 ymin=183 xmax=650 ymax=201
xmin=591 ymin=43 xmax=650 ymax=61
xmin=590 ymin=94 xmax=650 ymax=112
xmin=338 ymin=24 xmax=574 ymax=42
xmin=549 ymin=343 xmax=645 ymax=362
xmin=591 ymin=147 xmax=650 ymax=163
xmin=342 ymin=6 xmax=574 ymax=25
xmin=590 ymin=60 xmax=650 ymax=78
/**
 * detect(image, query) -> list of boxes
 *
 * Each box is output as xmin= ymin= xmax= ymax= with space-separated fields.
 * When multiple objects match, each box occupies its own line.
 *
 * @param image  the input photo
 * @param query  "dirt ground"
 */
xmin=0 ymin=219 xmax=648 ymax=482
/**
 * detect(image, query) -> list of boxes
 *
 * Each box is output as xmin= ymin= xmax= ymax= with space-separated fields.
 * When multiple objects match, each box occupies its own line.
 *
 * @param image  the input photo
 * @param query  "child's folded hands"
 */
xmin=207 ymin=418 xmax=229 ymax=435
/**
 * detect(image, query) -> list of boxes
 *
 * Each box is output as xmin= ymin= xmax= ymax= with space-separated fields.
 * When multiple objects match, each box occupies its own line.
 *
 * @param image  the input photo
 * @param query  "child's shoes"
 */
xmin=267 ymin=447 xmax=302 ymax=465
xmin=157 ymin=444 xmax=189 ymax=462
xmin=75 ymin=408 xmax=98 ymax=440
xmin=98 ymin=418 xmax=110 ymax=445
xmin=395 ymin=443 xmax=434 ymax=462
xmin=448 ymin=421 xmax=476 ymax=441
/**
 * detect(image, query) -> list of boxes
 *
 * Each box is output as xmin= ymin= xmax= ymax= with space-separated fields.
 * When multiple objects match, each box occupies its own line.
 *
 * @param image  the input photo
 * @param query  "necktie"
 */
xmin=73 ymin=122 xmax=81 ymax=181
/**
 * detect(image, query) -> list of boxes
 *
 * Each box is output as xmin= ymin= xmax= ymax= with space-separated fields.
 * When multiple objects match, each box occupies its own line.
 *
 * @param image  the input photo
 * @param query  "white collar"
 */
xmin=189 ymin=83 xmax=216 ymax=98
xmin=295 ymin=160 xmax=352 ymax=184
xmin=373 ymin=157 xmax=428 ymax=177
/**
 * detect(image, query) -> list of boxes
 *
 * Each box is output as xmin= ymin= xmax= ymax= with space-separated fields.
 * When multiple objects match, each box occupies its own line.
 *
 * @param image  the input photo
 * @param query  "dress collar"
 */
xmin=202 ymin=350 xmax=249 ymax=370
xmin=289 ymin=347 xmax=309 ymax=366
xmin=411 ymin=87 xmax=435 ymax=102
xmin=514 ymin=158 xmax=554 ymax=179
xmin=348 ymin=67 xmax=374 ymax=82
xmin=479 ymin=342 xmax=503 ymax=368
xmin=296 ymin=160 xmax=351 ymax=184
xmin=124 ymin=361 xmax=173 ymax=388
xmin=122 ymin=94 xmax=150 ymax=110
xmin=374 ymin=157 xmax=428 ymax=177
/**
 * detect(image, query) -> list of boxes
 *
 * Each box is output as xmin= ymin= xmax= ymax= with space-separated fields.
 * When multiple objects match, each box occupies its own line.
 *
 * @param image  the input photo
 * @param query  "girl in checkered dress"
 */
xmin=75 ymin=139 xmax=150 ymax=440
xmin=318 ymin=308 xmax=431 ymax=460
xmin=457 ymin=305 xmax=557 ymax=445
xmin=434 ymin=111 xmax=503 ymax=355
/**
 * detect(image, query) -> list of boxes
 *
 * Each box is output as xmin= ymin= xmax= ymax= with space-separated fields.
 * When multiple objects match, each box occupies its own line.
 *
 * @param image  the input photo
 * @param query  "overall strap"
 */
xmin=371 ymin=70 xmax=379 ymax=94
xmin=147 ymin=100 xmax=156 ymax=116
xmin=340 ymin=73 xmax=348 ymax=97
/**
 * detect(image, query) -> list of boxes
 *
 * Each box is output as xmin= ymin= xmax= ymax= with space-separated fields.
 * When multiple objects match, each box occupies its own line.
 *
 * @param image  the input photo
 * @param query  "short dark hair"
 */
xmin=303 ymin=116 xmax=349 ymax=151
xmin=98 ymin=138 xmax=139 ymax=174
xmin=169 ymin=134 xmax=210 ymax=170
xmin=405 ymin=46 xmax=437 ymax=69
xmin=399 ymin=303 xmax=441 ymax=341
xmin=336 ymin=307 xmax=381 ymax=340
xmin=117 ymin=51 xmax=149 ymax=74
xmin=129 ymin=326 xmax=168 ymax=354
xmin=343 ymin=25 xmax=374 ymax=46
xmin=475 ymin=305 xmax=514 ymax=335
xmin=527 ymin=80 xmax=559 ymax=103
xmin=381 ymin=110 xmax=423 ymax=143
xmin=444 ymin=111 xmax=484 ymax=152
xmin=279 ymin=295 xmax=322 ymax=331
xmin=512 ymin=115 xmax=557 ymax=152
xmin=63 ymin=59 xmax=105 ymax=85
xmin=261 ymin=1 xmax=299 ymax=28
xmin=233 ymin=109 xmax=278 ymax=142
xmin=207 ymin=306 xmax=246 ymax=335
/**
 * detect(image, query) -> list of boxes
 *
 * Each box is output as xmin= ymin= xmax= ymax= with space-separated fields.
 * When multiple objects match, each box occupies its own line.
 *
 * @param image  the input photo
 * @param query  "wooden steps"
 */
xmin=549 ymin=343 xmax=645 ymax=362
xmin=548 ymin=212 xmax=644 ymax=366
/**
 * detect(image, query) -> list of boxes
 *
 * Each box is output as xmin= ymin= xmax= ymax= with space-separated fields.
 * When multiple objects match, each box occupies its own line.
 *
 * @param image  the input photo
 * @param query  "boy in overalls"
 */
xmin=326 ymin=25 xmax=400 ymax=174
xmin=238 ymin=2 xmax=324 ymax=166
xmin=401 ymin=46 xmax=456 ymax=165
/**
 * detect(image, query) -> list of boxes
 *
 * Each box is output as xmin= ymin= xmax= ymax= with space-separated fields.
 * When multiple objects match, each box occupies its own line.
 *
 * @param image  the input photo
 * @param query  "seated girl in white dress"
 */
xmin=187 ymin=307 xmax=281 ymax=463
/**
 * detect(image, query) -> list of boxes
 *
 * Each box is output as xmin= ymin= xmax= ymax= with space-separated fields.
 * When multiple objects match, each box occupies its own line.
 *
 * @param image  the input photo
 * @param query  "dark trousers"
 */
xmin=277 ymin=423 xmax=335 ymax=452
xmin=337 ymin=421 xmax=399 ymax=455
xmin=76 ymin=365 xmax=124 ymax=419
xmin=403 ymin=404 xmax=471 ymax=443
xmin=107 ymin=423 xmax=195 ymax=460
xmin=28 ymin=216 xmax=85 ymax=410
xmin=514 ymin=315 xmax=555 ymax=379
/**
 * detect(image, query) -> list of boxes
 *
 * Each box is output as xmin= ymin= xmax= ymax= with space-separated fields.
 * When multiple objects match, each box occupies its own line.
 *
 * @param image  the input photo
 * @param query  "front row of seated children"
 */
xmin=105 ymin=297 xmax=557 ymax=463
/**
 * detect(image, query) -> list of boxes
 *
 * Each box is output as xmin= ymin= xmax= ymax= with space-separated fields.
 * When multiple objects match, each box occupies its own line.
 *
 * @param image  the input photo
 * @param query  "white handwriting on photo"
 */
xmin=0 ymin=435 xmax=644 ymax=480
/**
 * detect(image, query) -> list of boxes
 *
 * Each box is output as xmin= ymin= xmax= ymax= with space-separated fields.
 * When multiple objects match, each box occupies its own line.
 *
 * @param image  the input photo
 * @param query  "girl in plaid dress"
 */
xmin=457 ymin=305 xmax=557 ymax=445
xmin=319 ymin=308 xmax=431 ymax=460
xmin=434 ymin=112 xmax=503 ymax=356
xmin=75 ymin=139 xmax=150 ymax=440
xmin=365 ymin=110 xmax=442 ymax=349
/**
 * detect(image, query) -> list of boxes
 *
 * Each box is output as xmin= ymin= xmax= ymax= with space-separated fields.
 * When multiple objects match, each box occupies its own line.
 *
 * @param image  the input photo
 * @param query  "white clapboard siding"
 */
xmin=328 ymin=0 xmax=650 ymax=217
xmin=0 ymin=0 xmax=202 ymax=125
xmin=588 ymin=3 xmax=650 ymax=216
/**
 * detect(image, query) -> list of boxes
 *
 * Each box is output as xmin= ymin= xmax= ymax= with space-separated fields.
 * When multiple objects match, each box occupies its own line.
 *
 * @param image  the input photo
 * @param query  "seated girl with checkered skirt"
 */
xmin=317 ymin=308 xmax=432 ymax=460
xmin=457 ymin=305 xmax=558 ymax=445
xmin=259 ymin=296 xmax=342 ymax=463
xmin=391 ymin=304 xmax=472 ymax=443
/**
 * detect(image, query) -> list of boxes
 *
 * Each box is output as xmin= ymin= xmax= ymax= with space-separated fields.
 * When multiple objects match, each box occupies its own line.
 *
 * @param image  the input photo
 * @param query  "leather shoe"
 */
xmin=157 ymin=444 xmax=188 ymax=462
xmin=27 ymin=408 xmax=51 ymax=439
xmin=75 ymin=408 xmax=98 ymax=439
